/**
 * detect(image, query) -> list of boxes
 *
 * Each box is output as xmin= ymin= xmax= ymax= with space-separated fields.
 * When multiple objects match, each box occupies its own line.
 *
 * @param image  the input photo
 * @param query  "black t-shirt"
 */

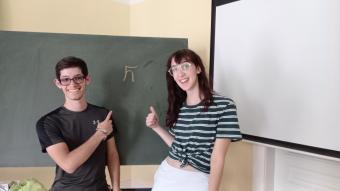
xmin=36 ymin=103 xmax=117 ymax=191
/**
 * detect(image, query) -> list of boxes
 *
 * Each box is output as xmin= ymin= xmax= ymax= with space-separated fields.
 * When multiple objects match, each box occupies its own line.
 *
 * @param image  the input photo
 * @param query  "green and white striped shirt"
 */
xmin=168 ymin=94 xmax=242 ymax=174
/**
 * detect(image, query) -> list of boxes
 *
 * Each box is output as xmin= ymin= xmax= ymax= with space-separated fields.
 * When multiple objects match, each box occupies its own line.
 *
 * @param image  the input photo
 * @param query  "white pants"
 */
xmin=152 ymin=160 xmax=209 ymax=191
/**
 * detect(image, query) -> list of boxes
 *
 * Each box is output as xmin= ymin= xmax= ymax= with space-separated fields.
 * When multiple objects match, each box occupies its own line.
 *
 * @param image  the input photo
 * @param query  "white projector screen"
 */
xmin=210 ymin=0 xmax=340 ymax=158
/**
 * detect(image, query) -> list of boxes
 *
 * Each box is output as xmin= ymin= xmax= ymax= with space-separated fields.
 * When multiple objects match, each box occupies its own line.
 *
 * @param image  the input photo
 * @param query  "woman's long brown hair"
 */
xmin=165 ymin=49 xmax=213 ymax=128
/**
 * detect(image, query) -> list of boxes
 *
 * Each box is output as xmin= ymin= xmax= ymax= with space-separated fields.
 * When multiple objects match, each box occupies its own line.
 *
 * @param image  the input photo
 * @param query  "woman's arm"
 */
xmin=209 ymin=138 xmax=231 ymax=191
xmin=145 ymin=106 xmax=174 ymax=147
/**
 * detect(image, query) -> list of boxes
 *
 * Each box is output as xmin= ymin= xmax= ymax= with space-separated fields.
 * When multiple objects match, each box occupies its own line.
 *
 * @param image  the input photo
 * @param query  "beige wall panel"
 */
xmin=0 ymin=165 xmax=158 ymax=189
xmin=0 ymin=167 xmax=54 ymax=188
xmin=129 ymin=0 xmax=211 ymax=65
xmin=0 ymin=0 xmax=130 ymax=35
xmin=0 ymin=144 xmax=252 ymax=190
xmin=222 ymin=142 xmax=253 ymax=191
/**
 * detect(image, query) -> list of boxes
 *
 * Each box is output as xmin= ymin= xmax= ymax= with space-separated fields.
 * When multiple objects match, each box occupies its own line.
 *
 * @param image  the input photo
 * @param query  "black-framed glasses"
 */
xmin=59 ymin=75 xmax=85 ymax=86
xmin=168 ymin=62 xmax=192 ymax=76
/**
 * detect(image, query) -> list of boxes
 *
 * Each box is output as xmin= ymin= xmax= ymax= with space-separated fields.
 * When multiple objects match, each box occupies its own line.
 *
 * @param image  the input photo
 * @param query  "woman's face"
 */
xmin=169 ymin=58 xmax=201 ymax=93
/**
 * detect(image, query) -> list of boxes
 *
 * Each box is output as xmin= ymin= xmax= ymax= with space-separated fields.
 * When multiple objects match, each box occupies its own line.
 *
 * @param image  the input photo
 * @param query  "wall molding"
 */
xmin=112 ymin=0 xmax=145 ymax=5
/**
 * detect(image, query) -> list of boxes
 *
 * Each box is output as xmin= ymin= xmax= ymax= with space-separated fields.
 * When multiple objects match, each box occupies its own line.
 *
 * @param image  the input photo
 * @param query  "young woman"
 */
xmin=146 ymin=49 xmax=242 ymax=191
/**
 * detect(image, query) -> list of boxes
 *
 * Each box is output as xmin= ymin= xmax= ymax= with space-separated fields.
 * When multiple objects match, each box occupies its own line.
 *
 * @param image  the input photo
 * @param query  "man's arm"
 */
xmin=208 ymin=138 xmax=231 ymax=191
xmin=107 ymin=136 xmax=120 ymax=191
xmin=46 ymin=111 xmax=113 ymax=174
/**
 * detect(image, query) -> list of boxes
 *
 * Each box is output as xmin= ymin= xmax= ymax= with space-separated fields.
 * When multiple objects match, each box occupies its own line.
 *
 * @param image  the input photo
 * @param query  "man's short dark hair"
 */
xmin=55 ymin=56 xmax=88 ymax=79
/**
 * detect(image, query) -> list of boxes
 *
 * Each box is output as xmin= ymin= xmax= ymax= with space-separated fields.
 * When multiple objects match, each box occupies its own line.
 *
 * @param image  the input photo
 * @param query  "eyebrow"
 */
xmin=180 ymin=59 xmax=190 ymax=63
xmin=60 ymin=74 xmax=83 ymax=78
xmin=172 ymin=61 xmax=189 ymax=67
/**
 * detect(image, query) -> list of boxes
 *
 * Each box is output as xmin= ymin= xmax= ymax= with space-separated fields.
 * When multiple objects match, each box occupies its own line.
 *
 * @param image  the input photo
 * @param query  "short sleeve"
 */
xmin=106 ymin=117 xmax=117 ymax=140
xmin=36 ymin=116 xmax=64 ymax=153
xmin=168 ymin=127 xmax=175 ymax=136
xmin=216 ymin=101 xmax=242 ymax=141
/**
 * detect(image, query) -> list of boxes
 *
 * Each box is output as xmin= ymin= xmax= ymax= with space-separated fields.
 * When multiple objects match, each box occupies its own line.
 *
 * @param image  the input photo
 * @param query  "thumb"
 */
xmin=149 ymin=106 xmax=156 ymax=114
xmin=105 ymin=111 xmax=112 ymax=121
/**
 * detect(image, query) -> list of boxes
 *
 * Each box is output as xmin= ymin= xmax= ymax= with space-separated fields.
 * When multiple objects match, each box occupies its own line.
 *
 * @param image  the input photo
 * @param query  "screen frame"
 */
xmin=209 ymin=0 xmax=340 ymax=159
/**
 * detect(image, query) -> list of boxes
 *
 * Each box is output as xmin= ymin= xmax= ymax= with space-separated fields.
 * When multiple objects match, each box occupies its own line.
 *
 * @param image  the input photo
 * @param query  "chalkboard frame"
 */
xmin=0 ymin=31 xmax=188 ymax=167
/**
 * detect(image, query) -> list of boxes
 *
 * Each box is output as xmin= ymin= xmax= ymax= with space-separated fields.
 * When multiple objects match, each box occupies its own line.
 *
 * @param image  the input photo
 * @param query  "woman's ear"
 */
xmin=196 ymin=66 xmax=202 ymax=74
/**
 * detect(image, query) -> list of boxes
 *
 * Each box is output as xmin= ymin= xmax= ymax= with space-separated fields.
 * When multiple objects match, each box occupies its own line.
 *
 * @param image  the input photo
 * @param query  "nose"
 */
xmin=69 ymin=79 xmax=79 ymax=86
xmin=174 ymin=70 xmax=185 ymax=78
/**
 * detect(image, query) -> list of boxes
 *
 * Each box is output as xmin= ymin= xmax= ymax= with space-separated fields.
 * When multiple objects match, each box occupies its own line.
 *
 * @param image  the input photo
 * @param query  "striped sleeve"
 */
xmin=168 ymin=126 xmax=175 ymax=136
xmin=216 ymin=101 xmax=242 ymax=141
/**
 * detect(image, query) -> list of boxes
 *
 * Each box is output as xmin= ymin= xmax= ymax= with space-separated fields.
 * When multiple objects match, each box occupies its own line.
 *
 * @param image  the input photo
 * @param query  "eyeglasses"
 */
xmin=59 ymin=75 xmax=85 ymax=86
xmin=168 ymin=62 xmax=192 ymax=76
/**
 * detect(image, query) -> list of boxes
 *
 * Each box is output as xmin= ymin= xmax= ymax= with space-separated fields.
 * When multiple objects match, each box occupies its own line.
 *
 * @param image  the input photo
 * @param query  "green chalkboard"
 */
xmin=0 ymin=31 xmax=187 ymax=167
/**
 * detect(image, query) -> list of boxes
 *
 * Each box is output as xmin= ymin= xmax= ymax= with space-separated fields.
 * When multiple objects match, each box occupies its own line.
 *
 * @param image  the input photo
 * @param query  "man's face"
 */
xmin=55 ymin=67 xmax=90 ymax=102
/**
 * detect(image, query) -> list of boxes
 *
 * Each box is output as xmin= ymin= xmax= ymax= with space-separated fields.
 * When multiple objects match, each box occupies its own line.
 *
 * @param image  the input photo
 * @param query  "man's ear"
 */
xmin=85 ymin=75 xmax=91 ymax=85
xmin=54 ymin=79 xmax=62 ymax=89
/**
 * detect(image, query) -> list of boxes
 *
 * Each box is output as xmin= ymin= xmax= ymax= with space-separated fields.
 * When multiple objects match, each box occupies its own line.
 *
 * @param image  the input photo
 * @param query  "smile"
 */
xmin=179 ymin=78 xmax=189 ymax=83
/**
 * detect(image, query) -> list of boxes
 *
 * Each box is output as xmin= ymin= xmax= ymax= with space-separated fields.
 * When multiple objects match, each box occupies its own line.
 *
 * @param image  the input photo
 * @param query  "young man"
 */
xmin=36 ymin=56 xmax=120 ymax=191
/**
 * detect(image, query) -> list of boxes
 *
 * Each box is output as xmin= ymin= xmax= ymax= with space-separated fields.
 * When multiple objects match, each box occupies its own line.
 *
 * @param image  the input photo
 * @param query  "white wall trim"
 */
xmin=244 ymin=140 xmax=340 ymax=163
xmin=250 ymin=142 xmax=340 ymax=191
xmin=274 ymin=150 xmax=340 ymax=191
xmin=252 ymin=145 xmax=275 ymax=191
